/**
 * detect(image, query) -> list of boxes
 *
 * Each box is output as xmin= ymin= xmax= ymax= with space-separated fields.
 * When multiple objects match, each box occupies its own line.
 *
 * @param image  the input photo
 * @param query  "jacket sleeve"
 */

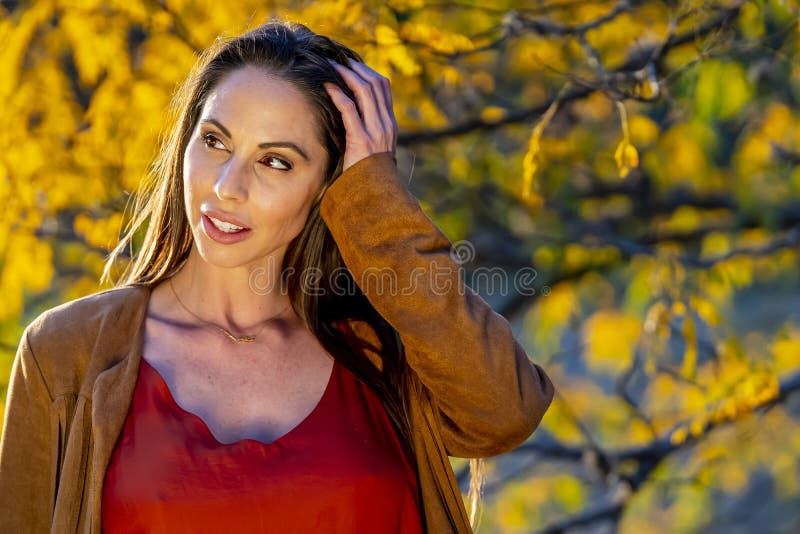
xmin=319 ymin=151 xmax=555 ymax=458
xmin=0 ymin=327 xmax=54 ymax=533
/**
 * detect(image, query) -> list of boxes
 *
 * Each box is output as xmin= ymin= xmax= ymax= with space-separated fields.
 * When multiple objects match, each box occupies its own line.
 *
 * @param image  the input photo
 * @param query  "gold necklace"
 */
xmin=168 ymin=278 xmax=291 ymax=343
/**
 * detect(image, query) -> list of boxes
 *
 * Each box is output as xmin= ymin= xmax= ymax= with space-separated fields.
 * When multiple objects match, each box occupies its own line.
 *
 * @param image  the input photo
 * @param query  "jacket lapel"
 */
xmin=86 ymin=285 xmax=151 ymax=533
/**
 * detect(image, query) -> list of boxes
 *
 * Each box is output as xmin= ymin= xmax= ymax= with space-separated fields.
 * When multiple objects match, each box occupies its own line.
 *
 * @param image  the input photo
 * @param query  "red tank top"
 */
xmin=101 ymin=356 xmax=423 ymax=533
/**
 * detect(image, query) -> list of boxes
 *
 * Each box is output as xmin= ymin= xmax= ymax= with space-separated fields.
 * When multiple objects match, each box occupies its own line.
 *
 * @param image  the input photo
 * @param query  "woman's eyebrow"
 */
xmin=200 ymin=117 xmax=310 ymax=162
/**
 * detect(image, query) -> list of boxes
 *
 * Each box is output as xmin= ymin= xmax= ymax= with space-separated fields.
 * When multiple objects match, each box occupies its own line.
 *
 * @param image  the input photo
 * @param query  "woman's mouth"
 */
xmin=201 ymin=213 xmax=252 ymax=244
xmin=208 ymin=215 xmax=246 ymax=233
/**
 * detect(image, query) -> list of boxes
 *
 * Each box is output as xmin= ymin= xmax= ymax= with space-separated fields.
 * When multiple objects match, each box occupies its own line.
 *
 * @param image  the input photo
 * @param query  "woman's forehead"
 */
xmin=201 ymin=68 xmax=319 ymax=141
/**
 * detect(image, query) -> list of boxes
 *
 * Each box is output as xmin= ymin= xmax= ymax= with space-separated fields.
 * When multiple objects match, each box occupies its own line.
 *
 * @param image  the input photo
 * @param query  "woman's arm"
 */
xmin=323 ymin=58 xmax=554 ymax=458
xmin=0 ymin=328 xmax=55 ymax=532
xmin=320 ymin=151 xmax=555 ymax=458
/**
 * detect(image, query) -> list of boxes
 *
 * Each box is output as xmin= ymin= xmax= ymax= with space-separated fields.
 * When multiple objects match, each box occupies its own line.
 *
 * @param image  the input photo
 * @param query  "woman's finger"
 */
xmin=323 ymin=82 xmax=368 ymax=141
xmin=330 ymin=60 xmax=386 ymax=139
xmin=346 ymin=61 xmax=396 ymax=145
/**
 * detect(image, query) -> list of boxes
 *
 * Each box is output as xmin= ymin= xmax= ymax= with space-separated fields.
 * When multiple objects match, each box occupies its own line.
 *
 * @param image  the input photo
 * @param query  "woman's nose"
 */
xmin=213 ymin=157 xmax=249 ymax=202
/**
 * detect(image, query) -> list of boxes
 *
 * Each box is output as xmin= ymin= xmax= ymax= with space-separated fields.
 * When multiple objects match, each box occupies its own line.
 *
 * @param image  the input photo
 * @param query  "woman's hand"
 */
xmin=323 ymin=59 xmax=398 ymax=173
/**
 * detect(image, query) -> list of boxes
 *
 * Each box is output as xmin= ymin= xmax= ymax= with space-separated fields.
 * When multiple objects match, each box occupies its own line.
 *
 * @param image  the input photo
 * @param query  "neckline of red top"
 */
xmin=138 ymin=356 xmax=338 ymax=449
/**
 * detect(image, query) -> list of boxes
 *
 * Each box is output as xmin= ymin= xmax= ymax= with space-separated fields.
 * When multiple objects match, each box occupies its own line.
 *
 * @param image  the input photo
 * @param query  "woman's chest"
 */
xmin=141 ymin=318 xmax=337 ymax=446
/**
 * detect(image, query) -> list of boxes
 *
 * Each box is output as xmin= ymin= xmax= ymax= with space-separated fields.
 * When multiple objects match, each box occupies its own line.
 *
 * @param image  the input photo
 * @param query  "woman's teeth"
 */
xmin=209 ymin=216 xmax=245 ymax=233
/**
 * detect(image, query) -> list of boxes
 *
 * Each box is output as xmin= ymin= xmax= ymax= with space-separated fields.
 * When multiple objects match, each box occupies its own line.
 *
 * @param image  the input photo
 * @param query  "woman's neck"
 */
xmin=168 ymin=247 xmax=294 ymax=332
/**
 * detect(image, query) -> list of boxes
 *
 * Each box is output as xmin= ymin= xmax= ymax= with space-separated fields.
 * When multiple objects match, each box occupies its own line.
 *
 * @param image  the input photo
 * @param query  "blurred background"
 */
xmin=1 ymin=0 xmax=799 ymax=532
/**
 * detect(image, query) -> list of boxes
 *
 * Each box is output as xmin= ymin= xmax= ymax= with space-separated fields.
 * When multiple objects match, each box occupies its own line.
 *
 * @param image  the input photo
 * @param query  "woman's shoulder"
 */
xmin=19 ymin=285 xmax=150 ymax=395
xmin=25 ymin=285 xmax=149 ymax=341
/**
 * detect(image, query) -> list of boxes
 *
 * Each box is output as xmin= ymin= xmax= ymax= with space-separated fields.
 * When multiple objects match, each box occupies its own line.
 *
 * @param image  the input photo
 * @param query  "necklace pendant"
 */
xmin=236 ymin=335 xmax=256 ymax=343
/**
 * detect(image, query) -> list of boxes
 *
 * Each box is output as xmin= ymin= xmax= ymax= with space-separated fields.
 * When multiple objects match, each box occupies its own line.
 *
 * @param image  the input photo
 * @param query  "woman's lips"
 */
xmin=201 ymin=208 xmax=249 ymax=229
xmin=201 ymin=214 xmax=252 ymax=244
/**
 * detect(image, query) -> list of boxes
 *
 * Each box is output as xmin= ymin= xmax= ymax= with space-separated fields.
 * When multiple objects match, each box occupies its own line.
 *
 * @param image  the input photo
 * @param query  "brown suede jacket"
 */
xmin=0 ymin=151 xmax=555 ymax=533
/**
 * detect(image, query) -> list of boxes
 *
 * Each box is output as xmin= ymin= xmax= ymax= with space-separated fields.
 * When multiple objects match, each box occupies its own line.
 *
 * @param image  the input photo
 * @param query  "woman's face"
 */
xmin=182 ymin=66 xmax=329 ymax=270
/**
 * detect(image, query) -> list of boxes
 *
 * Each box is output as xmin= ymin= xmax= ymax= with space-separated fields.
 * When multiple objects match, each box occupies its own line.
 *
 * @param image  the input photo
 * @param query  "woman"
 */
xmin=0 ymin=19 xmax=555 ymax=534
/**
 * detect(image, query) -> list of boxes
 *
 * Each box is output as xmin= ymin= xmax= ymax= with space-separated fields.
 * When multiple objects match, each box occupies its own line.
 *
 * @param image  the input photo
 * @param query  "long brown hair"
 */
xmin=102 ymin=18 xmax=484 ymax=531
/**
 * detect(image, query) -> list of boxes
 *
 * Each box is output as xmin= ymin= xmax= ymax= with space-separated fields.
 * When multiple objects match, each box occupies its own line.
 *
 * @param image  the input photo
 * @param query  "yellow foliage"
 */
xmin=647 ymin=119 xmax=715 ymax=192
xmin=689 ymin=416 xmax=705 ymax=437
xmin=583 ymin=12 xmax=638 ymax=67
xmin=738 ymin=1 xmax=765 ymax=39
xmin=296 ymin=0 xmax=368 ymax=29
xmin=718 ymin=462 xmax=749 ymax=493
xmin=628 ymin=418 xmax=655 ymax=445
xmin=684 ymin=387 xmax=706 ymax=413
xmin=771 ymin=335 xmax=800 ymax=375
xmin=511 ymin=36 xmax=567 ymax=74
xmin=563 ymin=243 xmax=591 ymax=272
xmin=533 ymin=245 xmax=557 ymax=269
xmin=415 ymin=97 xmax=447 ymax=127
xmin=521 ymin=98 xmax=559 ymax=207
xmin=613 ymin=101 xmax=639 ymax=179
xmin=734 ymin=132 xmax=772 ymax=176
xmin=0 ymin=233 xmax=55 ymax=321
xmin=480 ymin=106 xmax=506 ymax=124
xmin=438 ymin=65 xmax=461 ymax=87
xmin=545 ymin=285 xmax=580 ymax=327
xmin=398 ymin=23 xmax=474 ymax=54
xmin=614 ymin=141 xmax=639 ymax=178
xmin=629 ymin=114 xmax=660 ymax=146
xmin=670 ymin=426 xmax=688 ymax=445
xmin=700 ymin=232 xmax=731 ymax=259
xmin=695 ymin=60 xmax=753 ymax=119
xmin=140 ymin=33 xmax=196 ymax=82
xmin=539 ymin=395 xmax=585 ymax=443
xmin=552 ymin=474 xmax=585 ymax=512
xmin=448 ymin=156 xmax=470 ymax=182
xmin=376 ymin=23 xmax=401 ymax=46
xmin=664 ymin=132 xmax=707 ymax=183
xmin=470 ymin=71 xmax=494 ymax=93
xmin=689 ymin=296 xmax=721 ymax=327
xmin=574 ymin=91 xmax=613 ymax=122
xmin=74 ymin=212 xmax=124 ymax=250
xmin=761 ymin=102 xmax=794 ymax=142
xmin=386 ymin=0 xmax=425 ymax=8
xmin=583 ymin=310 xmax=642 ymax=374
xmin=579 ymin=195 xmax=632 ymax=221
xmin=372 ymin=24 xmax=420 ymax=76
xmin=494 ymin=479 xmax=545 ymax=530
xmin=713 ymin=256 xmax=754 ymax=288
xmin=0 ymin=0 xmax=54 ymax=99
xmin=61 ymin=12 xmax=128 ymax=86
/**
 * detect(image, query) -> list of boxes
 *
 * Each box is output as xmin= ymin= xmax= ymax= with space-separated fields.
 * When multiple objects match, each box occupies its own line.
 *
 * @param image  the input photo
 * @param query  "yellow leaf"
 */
xmin=689 ymin=296 xmax=721 ymax=327
xmin=583 ymin=310 xmax=642 ymax=374
xmin=553 ymin=475 xmax=585 ymax=512
xmin=376 ymin=24 xmax=402 ymax=46
xmin=771 ymin=336 xmax=800 ymax=374
xmin=670 ymin=426 xmax=688 ymax=445
xmin=614 ymin=139 xmax=639 ymax=178
xmin=522 ymin=99 xmax=559 ymax=205
xmin=398 ymin=23 xmax=474 ymax=54
xmin=480 ymin=106 xmax=506 ymax=123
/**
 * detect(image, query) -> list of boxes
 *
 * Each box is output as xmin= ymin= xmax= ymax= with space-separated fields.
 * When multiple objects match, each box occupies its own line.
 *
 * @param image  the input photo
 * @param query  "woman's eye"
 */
xmin=202 ymin=132 xmax=226 ymax=150
xmin=261 ymin=155 xmax=292 ymax=171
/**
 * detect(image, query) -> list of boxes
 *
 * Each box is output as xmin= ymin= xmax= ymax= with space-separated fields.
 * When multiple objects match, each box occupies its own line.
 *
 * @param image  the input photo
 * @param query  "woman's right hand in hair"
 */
xmin=323 ymin=59 xmax=398 ymax=172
